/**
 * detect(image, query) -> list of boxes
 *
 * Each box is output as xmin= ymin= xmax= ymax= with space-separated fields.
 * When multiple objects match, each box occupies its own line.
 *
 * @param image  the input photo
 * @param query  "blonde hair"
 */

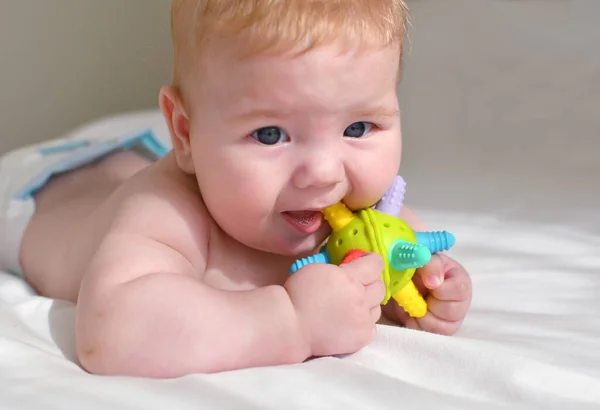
xmin=170 ymin=0 xmax=409 ymax=89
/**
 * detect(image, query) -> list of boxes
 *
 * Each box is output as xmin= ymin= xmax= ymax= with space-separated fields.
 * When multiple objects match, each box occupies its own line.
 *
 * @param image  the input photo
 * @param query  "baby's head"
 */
xmin=160 ymin=0 xmax=409 ymax=256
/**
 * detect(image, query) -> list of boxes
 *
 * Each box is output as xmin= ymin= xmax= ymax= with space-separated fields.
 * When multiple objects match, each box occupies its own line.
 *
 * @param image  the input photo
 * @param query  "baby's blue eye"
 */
xmin=251 ymin=127 xmax=290 ymax=145
xmin=344 ymin=122 xmax=373 ymax=138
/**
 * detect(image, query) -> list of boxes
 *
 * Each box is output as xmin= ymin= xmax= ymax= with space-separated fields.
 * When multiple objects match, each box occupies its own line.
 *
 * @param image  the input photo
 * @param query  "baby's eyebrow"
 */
xmin=351 ymin=107 xmax=400 ymax=118
xmin=231 ymin=106 xmax=399 ymax=123
xmin=232 ymin=108 xmax=292 ymax=123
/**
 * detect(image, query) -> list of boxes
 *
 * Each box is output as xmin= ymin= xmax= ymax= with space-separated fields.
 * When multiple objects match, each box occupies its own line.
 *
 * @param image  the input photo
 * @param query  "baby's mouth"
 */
xmin=285 ymin=210 xmax=321 ymax=225
xmin=282 ymin=210 xmax=323 ymax=234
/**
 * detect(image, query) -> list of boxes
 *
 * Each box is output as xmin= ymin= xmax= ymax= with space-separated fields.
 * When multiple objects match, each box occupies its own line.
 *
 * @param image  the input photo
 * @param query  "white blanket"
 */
xmin=1 ymin=200 xmax=599 ymax=409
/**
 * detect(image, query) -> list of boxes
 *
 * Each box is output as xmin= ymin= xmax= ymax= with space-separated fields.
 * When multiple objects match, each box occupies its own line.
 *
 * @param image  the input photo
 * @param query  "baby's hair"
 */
xmin=171 ymin=0 xmax=409 ymax=90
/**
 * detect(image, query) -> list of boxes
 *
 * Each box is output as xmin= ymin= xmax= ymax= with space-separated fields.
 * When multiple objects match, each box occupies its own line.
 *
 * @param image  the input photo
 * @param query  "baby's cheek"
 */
xmin=197 ymin=158 xmax=267 ymax=217
xmin=350 ymin=135 xmax=401 ymax=205
xmin=222 ymin=174 xmax=275 ymax=213
xmin=344 ymin=164 xmax=400 ymax=210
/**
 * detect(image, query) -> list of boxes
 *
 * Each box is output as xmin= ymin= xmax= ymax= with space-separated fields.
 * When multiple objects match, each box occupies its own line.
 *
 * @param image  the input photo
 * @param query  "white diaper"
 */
xmin=0 ymin=129 xmax=169 ymax=276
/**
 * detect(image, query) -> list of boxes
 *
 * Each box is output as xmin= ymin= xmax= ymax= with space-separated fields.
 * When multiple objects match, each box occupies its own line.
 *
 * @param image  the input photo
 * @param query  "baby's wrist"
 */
xmin=281 ymin=283 xmax=313 ymax=361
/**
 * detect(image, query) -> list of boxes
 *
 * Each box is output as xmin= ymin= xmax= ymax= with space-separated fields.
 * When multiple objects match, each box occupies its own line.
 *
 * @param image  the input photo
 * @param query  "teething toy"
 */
xmin=289 ymin=176 xmax=455 ymax=318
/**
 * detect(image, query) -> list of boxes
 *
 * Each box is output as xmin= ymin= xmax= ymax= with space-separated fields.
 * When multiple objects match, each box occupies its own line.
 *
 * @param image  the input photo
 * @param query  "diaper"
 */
xmin=0 ymin=129 xmax=169 ymax=277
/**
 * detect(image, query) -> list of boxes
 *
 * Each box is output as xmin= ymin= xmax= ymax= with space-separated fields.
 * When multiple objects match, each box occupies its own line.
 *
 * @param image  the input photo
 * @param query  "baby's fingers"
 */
xmin=365 ymin=279 xmax=386 ymax=308
xmin=409 ymin=312 xmax=463 ymax=336
xmin=426 ymin=298 xmax=470 ymax=322
xmin=416 ymin=254 xmax=445 ymax=290
xmin=340 ymin=252 xmax=384 ymax=286
xmin=431 ymin=266 xmax=472 ymax=302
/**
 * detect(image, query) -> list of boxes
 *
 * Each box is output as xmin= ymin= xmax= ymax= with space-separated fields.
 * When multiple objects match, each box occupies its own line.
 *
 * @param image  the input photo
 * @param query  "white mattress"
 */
xmin=1 ymin=110 xmax=599 ymax=409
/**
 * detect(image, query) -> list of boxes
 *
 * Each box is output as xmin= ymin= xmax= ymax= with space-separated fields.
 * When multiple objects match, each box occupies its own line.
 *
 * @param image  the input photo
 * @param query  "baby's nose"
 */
xmin=292 ymin=152 xmax=345 ymax=189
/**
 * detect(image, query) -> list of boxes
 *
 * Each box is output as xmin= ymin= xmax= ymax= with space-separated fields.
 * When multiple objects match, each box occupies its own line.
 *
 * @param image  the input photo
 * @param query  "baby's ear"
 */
xmin=159 ymin=85 xmax=195 ymax=174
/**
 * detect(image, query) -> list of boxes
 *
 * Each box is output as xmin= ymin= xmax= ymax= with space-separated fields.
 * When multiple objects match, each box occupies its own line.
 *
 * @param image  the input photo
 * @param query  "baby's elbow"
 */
xmin=77 ymin=340 xmax=110 ymax=376
xmin=76 ymin=337 xmax=175 ymax=378
xmin=75 ymin=315 xmax=160 ymax=377
xmin=76 ymin=331 xmax=140 ymax=377
xmin=76 ymin=325 xmax=230 ymax=378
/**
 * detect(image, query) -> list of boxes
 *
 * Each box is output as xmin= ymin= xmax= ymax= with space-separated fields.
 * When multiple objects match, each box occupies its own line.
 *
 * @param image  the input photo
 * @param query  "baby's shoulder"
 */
xmin=88 ymin=159 xmax=213 ymax=281
xmin=122 ymin=160 xmax=210 ymax=243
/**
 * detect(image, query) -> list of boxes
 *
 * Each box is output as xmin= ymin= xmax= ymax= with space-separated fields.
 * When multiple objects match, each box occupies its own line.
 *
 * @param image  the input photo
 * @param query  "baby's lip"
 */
xmin=284 ymin=208 xmax=324 ymax=213
xmin=281 ymin=210 xmax=324 ymax=234
xmin=283 ymin=209 xmax=322 ymax=217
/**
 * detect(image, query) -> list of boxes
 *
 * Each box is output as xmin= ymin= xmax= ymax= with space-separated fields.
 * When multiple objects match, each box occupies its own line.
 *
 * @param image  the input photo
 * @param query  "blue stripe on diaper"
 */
xmin=39 ymin=140 xmax=90 ymax=155
xmin=14 ymin=129 xmax=168 ymax=200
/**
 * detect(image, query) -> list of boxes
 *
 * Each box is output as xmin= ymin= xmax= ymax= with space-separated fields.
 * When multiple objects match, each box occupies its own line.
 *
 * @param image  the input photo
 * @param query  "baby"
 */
xmin=0 ymin=0 xmax=472 ymax=377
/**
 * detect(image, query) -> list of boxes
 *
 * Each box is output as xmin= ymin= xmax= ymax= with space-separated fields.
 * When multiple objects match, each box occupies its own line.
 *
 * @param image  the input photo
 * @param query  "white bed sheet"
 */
xmin=0 ymin=111 xmax=599 ymax=409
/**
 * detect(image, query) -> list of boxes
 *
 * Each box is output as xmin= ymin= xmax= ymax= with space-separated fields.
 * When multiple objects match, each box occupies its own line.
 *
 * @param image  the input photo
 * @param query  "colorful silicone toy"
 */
xmin=289 ymin=176 xmax=455 ymax=318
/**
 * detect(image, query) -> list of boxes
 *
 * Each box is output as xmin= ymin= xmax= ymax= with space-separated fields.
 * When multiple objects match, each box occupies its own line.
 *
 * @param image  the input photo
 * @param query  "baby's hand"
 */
xmin=285 ymin=252 xmax=386 ymax=357
xmin=383 ymin=253 xmax=472 ymax=335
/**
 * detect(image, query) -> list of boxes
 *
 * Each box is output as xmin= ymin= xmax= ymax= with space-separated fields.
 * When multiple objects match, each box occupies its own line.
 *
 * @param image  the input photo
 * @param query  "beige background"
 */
xmin=0 ymin=0 xmax=172 ymax=154
xmin=0 ymin=0 xmax=598 ymax=219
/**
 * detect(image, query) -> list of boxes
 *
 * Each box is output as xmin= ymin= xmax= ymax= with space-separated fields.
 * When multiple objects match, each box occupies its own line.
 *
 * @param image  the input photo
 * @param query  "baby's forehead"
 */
xmin=187 ymin=45 xmax=401 ymax=125
xmin=197 ymin=40 xmax=400 ymax=86
xmin=191 ymin=35 xmax=403 ymax=90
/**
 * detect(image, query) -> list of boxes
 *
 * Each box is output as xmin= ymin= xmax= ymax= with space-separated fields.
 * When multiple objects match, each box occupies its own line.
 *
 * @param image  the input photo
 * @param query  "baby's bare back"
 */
xmin=20 ymin=150 xmax=148 ymax=301
xmin=21 ymin=151 xmax=212 ymax=302
xmin=22 ymin=149 xmax=292 ymax=303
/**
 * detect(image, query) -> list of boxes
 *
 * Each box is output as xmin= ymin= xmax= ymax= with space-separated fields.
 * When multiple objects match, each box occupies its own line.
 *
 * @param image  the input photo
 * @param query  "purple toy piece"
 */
xmin=374 ymin=175 xmax=406 ymax=216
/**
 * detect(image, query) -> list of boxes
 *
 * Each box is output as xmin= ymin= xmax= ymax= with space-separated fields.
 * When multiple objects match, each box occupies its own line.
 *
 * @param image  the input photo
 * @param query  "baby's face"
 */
xmin=187 ymin=40 xmax=402 ymax=256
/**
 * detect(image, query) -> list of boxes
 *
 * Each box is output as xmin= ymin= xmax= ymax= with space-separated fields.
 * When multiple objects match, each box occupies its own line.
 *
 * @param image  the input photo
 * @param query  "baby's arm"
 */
xmin=76 ymin=233 xmax=310 ymax=377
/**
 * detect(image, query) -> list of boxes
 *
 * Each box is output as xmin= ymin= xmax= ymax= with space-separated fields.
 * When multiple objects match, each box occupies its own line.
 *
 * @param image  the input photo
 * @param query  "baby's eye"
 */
xmin=251 ymin=127 xmax=290 ymax=145
xmin=344 ymin=122 xmax=374 ymax=138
